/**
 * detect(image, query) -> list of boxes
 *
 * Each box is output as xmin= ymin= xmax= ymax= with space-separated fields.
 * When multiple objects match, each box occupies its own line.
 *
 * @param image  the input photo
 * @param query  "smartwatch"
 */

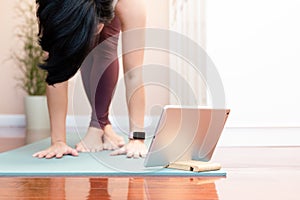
xmin=129 ymin=131 xmax=146 ymax=140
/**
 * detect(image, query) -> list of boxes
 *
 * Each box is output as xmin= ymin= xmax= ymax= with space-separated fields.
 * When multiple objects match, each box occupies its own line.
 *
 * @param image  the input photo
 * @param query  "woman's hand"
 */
xmin=32 ymin=141 xmax=78 ymax=159
xmin=110 ymin=139 xmax=148 ymax=158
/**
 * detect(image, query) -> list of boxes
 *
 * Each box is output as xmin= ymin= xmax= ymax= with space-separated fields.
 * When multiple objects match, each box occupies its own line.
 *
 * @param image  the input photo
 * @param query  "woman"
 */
xmin=33 ymin=0 xmax=147 ymax=159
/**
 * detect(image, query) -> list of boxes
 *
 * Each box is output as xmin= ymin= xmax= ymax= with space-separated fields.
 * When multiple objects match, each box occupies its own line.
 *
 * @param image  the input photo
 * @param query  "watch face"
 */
xmin=133 ymin=132 xmax=145 ymax=140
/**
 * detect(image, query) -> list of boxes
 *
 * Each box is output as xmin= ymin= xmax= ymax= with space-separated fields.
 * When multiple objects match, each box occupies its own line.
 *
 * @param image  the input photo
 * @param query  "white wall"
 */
xmin=206 ymin=0 xmax=300 ymax=127
xmin=0 ymin=0 xmax=25 ymax=115
xmin=169 ymin=0 xmax=207 ymax=106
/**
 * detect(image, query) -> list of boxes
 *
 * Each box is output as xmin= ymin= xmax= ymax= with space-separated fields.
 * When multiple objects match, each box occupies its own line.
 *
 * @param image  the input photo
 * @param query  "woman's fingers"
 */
xmin=45 ymin=152 xmax=56 ymax=159
xmin=110 ymin=147 xmax=126 ymax=156
xmin=70 ymin=148 xmax=79 ymax=157
xmin=111 ymin=140 xmax=148 ymax=158
xmin=32 ymin=143 xmax=78 ymax=159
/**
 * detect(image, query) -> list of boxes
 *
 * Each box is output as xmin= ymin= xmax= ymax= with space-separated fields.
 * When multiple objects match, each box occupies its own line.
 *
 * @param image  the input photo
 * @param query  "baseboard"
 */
xmin=1 ymin=115 xmax=299 ymax=146
xmin=219 ymin=127 xmax=300 ymax=147
xmin=2 ymin=114 xmax=300 ymax=128
xmin=0 ymin=115 xmax=92 ymax=128
xmin=226 ymin=121 xmax=300 ymax=128
xmin=0 ymin=115 xmax=156 ymax=129
xmin=0 ymin=115 xmax=25 ymax=127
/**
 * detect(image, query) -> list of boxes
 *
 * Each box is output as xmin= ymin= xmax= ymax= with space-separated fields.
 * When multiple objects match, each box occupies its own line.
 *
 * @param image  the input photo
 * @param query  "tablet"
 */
xmin=144 ymin=105 xmax=230 ymax=167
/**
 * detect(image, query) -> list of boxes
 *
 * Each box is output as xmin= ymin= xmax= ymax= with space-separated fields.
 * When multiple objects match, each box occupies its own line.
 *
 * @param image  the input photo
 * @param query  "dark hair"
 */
xmin=36 ymin=0 xmax=114 ymax=85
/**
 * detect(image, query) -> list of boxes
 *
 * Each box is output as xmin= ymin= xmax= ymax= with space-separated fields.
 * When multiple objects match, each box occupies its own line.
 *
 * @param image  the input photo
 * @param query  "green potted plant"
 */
xmin=12 ymin=1 xmax=49 ymax=130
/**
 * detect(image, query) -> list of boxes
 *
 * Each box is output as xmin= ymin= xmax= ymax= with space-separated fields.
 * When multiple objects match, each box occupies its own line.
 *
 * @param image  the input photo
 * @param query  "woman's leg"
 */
xmin=77 ymin=16 xmax=124 ymax=152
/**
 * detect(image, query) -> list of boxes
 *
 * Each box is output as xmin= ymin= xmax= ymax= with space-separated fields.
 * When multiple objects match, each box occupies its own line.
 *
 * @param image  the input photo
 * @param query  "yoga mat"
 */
xmin=0 ymin=132 xmax=226 ymax=177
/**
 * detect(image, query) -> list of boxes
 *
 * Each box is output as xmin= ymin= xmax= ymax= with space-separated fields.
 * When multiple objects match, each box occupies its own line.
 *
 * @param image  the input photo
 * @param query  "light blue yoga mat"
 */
xmin=0 ymin=132 xmax=226 ymax=177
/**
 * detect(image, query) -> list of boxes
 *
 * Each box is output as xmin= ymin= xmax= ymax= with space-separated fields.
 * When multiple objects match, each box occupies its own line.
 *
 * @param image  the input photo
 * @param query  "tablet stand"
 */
xmin=165 ymin=160 xmax=222 ymax=172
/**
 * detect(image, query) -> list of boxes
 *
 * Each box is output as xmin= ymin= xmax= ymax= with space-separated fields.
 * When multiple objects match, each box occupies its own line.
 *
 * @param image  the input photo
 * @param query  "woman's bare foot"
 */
xmin=75 ymin=127 xmax=104 ymax=152
xmin=103 ymin=124 xmax=125 ymax=150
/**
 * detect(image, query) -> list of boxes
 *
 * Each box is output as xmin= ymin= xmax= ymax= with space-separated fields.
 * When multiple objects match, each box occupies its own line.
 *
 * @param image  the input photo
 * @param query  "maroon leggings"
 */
xmin=80 ymin=16 xmax=121 ymax=129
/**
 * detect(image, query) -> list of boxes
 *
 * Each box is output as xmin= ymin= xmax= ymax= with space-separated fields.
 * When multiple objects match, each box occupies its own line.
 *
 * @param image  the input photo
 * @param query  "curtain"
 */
xmin=169 ymin=0 xmax=207 ymax=106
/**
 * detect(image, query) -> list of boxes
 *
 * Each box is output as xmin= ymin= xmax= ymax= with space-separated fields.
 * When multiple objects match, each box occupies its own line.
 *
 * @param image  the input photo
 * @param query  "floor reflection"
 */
xmin=143 ymin=177 xmax=220 ymax=200
xmin=13 ymin=177 xmax=221 ymax=200
xmin=70 ymin=177 xmax=220 ymax=200
xmin=13 ymin=178 xmax=66 ymax=199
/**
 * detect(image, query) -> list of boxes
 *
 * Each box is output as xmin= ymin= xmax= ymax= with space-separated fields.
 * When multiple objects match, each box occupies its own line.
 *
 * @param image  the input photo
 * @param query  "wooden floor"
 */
xmin=0 ymin=128 xmax=299 ymax=200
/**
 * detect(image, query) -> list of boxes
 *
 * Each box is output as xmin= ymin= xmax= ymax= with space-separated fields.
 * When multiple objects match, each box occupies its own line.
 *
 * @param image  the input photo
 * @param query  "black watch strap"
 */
xmin=129 ymin=131 xmax=145 ymax=140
